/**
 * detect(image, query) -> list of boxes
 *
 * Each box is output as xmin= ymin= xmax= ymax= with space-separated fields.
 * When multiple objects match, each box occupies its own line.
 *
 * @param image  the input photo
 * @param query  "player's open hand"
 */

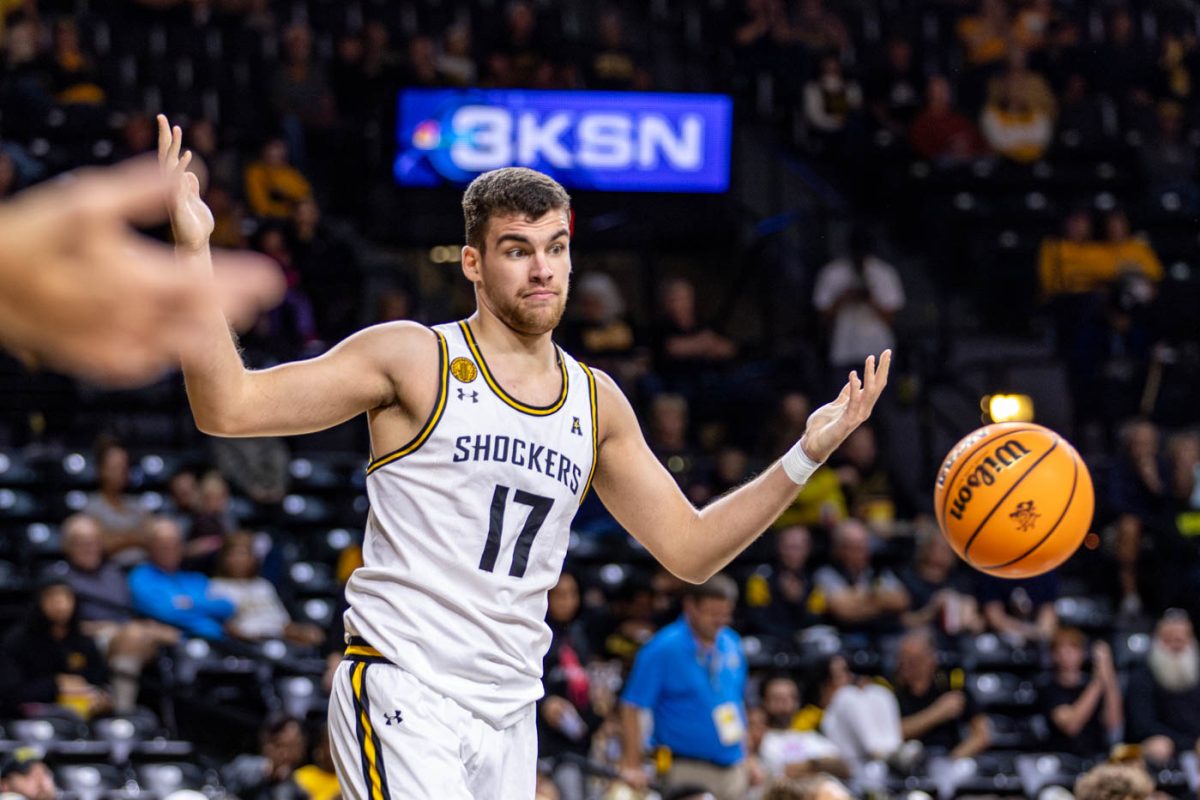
xmin=800 ymin=350 xmax=892 ymax=463
xmin=0 ymin=158 xmax=284 ymax=386
xmin=157 ymin=113 xmax=213 ymax=251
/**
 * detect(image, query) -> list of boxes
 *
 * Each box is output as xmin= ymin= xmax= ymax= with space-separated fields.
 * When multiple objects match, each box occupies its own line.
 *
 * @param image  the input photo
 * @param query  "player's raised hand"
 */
xmin=157 ymin=113 xmax=213 ymax=251
xmin=799 ymin=350 xmax=892 ymax=463
xmin=0 ymin=158 xmax=283 ymax=386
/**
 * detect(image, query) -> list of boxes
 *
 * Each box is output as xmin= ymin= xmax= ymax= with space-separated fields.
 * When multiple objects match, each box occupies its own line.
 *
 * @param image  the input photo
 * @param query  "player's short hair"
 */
xmin=1073 ymin=764 xmax=1154 ymax=800
xmin=461 ymin=167 xmax=570 ymax=251
xmin=684 ymin=573 xmax=738 ymax=605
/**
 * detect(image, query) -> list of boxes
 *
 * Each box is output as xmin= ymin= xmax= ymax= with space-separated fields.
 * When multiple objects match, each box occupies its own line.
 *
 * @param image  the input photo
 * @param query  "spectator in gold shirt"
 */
xmin=244 ymin=137 xmax=313 ymax=219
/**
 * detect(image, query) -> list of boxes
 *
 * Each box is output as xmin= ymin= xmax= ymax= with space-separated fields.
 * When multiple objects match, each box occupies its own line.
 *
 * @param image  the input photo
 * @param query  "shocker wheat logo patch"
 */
xmin=1009 ymin=500 xmax=1041 ymax=532
xmin=450 ymin=357 xmax=478 ymax=383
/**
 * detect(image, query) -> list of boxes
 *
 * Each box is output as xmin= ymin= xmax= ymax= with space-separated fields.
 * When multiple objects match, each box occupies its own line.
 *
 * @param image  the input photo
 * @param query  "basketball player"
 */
xmin=157 ymin=114 xmax=891 ymax=799
xmin=0 ymin=157 xmax=282 ymax=385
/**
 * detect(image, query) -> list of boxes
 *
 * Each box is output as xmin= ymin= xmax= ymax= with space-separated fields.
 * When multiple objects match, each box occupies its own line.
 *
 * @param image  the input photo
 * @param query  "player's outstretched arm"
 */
xmin=592 ymin=351 xmax=891 ymax=583
xmin=0 ymin=158 xmax=282 ymax=386
xmin=157 ymin=114 xmax=417 ymax=437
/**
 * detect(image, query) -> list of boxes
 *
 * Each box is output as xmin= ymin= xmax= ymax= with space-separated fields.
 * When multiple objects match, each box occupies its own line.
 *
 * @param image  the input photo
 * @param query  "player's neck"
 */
xmin=468 ymin=310 xmax=557 ymax=366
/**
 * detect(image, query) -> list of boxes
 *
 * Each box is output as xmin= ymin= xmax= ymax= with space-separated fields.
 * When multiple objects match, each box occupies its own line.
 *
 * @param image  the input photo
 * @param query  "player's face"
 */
xmin=465 ymin=210 xmax=571 ymax=336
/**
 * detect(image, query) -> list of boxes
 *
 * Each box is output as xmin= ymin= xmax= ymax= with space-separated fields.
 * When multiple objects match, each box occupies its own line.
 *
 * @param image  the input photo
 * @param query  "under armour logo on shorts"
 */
xmin=383 ymin=709 xmax=403 ymax=726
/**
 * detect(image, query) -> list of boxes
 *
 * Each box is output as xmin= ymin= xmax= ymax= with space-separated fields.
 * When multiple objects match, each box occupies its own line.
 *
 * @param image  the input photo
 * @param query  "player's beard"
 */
xmin=485 ymin=283 xmax=569 ymax=336
xmin=1147 ymin=641 xmax=1200 ymax=692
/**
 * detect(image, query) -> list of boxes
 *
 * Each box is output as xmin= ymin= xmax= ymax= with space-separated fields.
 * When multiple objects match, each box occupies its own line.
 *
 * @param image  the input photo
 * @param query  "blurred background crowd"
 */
xmin=2 ymin=0 xmax=1200 ymax=798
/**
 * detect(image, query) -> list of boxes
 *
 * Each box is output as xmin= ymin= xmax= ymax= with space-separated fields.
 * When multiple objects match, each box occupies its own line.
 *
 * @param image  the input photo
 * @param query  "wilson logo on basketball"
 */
xmin=947 ymin=440 xmax=1032 ymax=521
xmin=1009 ymin=500 xmax=1040 ymax=532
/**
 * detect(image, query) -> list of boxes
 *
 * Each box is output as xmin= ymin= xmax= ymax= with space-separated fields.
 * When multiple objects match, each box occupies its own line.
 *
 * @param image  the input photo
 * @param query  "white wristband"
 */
xmin=781 ymin=439 xmax=822 ymax=485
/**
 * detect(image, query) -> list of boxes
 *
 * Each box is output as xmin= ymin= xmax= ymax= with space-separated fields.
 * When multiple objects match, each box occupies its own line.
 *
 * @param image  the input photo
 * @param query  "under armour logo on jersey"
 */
xmin=571 ymin=417 xmax=582 ymax=436
xmin=383 ymin=709 xmax=403 ymax=726
xmin=457 ymin=388 xmax=479 ymax=403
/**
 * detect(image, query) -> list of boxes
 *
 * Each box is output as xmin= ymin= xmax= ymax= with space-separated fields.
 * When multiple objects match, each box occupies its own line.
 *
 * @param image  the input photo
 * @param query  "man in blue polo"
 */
xmin=619 ymin=574 xmax=748 ymax=800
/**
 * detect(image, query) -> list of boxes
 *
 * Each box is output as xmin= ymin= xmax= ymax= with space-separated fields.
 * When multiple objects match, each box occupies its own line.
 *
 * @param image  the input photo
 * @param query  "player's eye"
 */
xmin=549 ymin=243 xmax=565 ymax=255
xmin=506 ymin=248 xmax=526 ymax=259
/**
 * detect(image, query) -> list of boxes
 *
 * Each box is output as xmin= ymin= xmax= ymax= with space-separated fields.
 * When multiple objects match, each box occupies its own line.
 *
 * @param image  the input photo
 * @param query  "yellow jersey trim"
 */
xmin=345 ymin=644 xmax=385 ymax=659
xmin=579 ymin=362 xmax=599 ymax=504
xmin=350 ymin=661 xmax=388 ymax=800
xmin=458 ymin=320 xmax=568 ymax=416
xmin=366 ymin=330 xmax=449 ymax=474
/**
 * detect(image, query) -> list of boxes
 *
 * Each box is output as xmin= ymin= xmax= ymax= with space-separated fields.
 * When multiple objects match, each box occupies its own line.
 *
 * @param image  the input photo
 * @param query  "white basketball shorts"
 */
xmin=328 ymin=647 xmax=537 ymax=800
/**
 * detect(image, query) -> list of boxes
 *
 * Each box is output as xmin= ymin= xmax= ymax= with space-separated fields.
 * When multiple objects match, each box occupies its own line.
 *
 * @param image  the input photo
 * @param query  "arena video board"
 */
xmin=394 ymin=88 xmax=733 ymax=193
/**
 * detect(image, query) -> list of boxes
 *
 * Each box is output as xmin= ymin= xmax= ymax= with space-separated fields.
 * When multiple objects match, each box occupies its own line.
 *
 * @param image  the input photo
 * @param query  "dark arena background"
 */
xmin=2 ymin=0 xmax=1200 ymax=798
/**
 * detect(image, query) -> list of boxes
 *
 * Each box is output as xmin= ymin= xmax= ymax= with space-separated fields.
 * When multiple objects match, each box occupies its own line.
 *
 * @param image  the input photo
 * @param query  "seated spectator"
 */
xmin=864 ymin=36 xmax=923 ymax=136
xmin=802 ymin=55 xmax=862 ymax=140
xmin=270 ymin=22 xmax=336 ymax=160
xmin=620 ymin=576 xmax=748 ymax=799
xmin=293 ymin=724 xmax=338 ymax=800
xmin=745 ymin=526 xmax=820 ymax=638
xmin=899 ymin=527 xmax=983 ymax=636
xmin=1074 ymin=763 xmax=1154 ymax=800
xmin=811 ymin=654 xmax=906 ymax=771
xmin=585 ymin=7 xmax=649 ymax=90
xmin=559 ymin=271 xmax=640 ymax=380
xmin=187 ymin=119 xmax=241 ymax=194
xmin=813 ymin=519 xmax=910 ymax=636
xmin=792 ymin=0 xmax=850 ymax=57
xmin=758 ymin=676 xmax=849 ymax=779
xmin=1057 ymin=73 xmax=1111 ymax=147
xmin=205 ymin=184 xmax=251 ymax=250
xmin=1094 ymin=9 xmax=1154 ymax=114
xmin=654 ymin=276 xmax=737 ymax=382
xmin=893 ymin=629 xmax=991 ymax=758
xmin=956 ymin=0 xmax=1011 ymax=68
xmin=437 ymin=23 xmax=477 ymax=87
xmin=129 ymin=517 xmax=235 ymax=640
xmin=61 ymin=513 xmax=180 ymax=713
xmin=1040 ymin=627 xmax=1122 ymax=757
xmin=1109 ymin=419 xmax=1169 ymax=520
xmin=812 ymin=228 xmax=904 ymax=384
xmin=0 ymin=747 xmax=57 ymax=800
xmin=492 ymin=0 xmax=552 ymax=87
xmin=208 ymin=533 xmax=323 ymax=646
xmin=763 ymin=775 xmax=853 ymax=800
xmin=0 ymin=578 xmax=110 ymax=719
xmin=400 ymin=35 xmax=440 ymax=87
xmin=48 ymin=17 xmax=104 ymax=104
xmin=222 ymin=713 xmax=308 ymax=800
xmin=980 ymin=76 xmax=1054 ymax=163
xmin=540 ymin=572 xmax=603 ymax=800
xmin=1140 ymin=102 xmax=1197 ymax=208
xmin=191 ymin=470 xmax=239 ymax=543
xmin=987 ymin=49 xmax=1057 ymax=120
xmin=252 ymin=225 xmax=321 ymax=354
xmin=1126 ymin=610 xmax=1200 ymax=762
xmin=1012 ymin=0 xmax=1057 ymax=53
xmin=649 ymin=393 xmax=707 ymax=499
xmin=1097 ymin=210 xmax=1163 ymax=289
xmin=244 ymin=137 xmax=313 ymax=219
xmin=910 ymin=75 xmax=986 ymax=164
xmin=290 ymin=197 xmax=361 ymax=342
xmin=1038 ymin=209 xmax=1109 ymax=299
xmin=832 ymin=425 xmax=905 ymax=530
xmin=975 ymin=571 xmax=1058 ymax=644
xmin=161 ymin=467 xmax=200 ymax=537
xmin=83 ymin=438 xmax=149 ymax=559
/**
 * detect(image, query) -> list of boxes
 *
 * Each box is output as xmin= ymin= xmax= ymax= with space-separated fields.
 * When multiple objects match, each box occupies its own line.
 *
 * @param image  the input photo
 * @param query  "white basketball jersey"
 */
xmin=343 ymin=320 xmax=598 ymax=729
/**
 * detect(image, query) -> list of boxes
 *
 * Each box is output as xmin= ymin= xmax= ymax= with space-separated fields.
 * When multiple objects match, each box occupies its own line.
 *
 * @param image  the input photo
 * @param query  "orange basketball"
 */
xmin=933 ymin=422 xmax=1094 ymax=579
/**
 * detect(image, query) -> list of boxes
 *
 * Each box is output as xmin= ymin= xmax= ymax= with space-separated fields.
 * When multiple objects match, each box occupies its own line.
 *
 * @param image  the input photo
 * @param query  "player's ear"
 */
xmin=461 ymin=245 xmax=481 ymax=282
